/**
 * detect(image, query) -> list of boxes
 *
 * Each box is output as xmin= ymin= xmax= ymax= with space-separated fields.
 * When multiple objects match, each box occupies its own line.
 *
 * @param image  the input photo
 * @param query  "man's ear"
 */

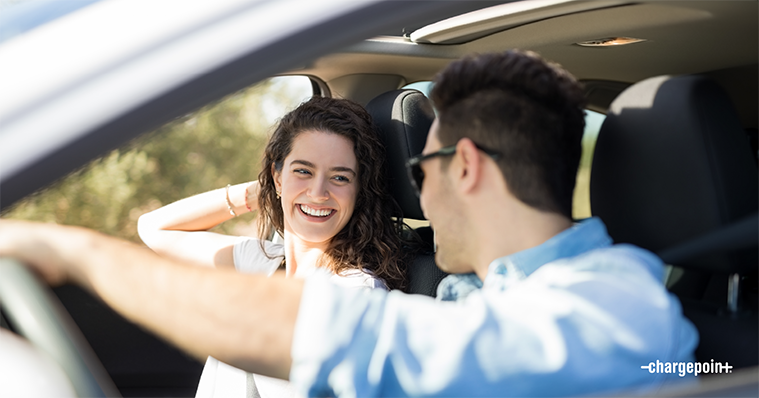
xmin=454 ymin=138 xmax=482 ymax=194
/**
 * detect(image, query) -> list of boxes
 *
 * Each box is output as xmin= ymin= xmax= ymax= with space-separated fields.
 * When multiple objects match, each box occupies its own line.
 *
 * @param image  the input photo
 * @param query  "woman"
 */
xmin=138 ymin=96 xmax=408 ymax=288
xmin=138 ymin=96 xmax=413 ymax=397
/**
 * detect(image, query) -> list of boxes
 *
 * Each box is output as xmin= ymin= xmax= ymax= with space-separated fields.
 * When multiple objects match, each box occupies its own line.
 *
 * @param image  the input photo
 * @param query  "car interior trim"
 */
xmin=409 ymin=0 xmax=628 ymax=44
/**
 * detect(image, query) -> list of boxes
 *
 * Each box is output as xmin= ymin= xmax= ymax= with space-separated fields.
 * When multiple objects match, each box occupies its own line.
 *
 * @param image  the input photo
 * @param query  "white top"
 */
xmin=195 ymin=236 xmax=387 ymax=398
xmin=233 ymin=236 xmax=388 ymax=289
xmin=232 ymin=236 xmax=284 ymax=275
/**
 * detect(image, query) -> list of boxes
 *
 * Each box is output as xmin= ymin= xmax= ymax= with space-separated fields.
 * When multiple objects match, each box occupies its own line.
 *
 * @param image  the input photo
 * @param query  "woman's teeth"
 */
xmin=299 ymin=204 xmax=333 ymax=217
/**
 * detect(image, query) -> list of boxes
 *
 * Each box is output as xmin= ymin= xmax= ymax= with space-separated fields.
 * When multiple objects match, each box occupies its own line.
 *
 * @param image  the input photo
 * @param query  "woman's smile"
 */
xmin=297 ymin=203 xmax=336 ymax=221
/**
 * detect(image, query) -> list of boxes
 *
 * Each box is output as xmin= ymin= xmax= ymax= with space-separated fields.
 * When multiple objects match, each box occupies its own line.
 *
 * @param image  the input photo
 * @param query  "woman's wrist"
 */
xmin=224 ymin=184 xmax=238 ymax=217
xmin=243 ymin=181 xmax=259 ymax=213
xmin=224 ymin=181 xmax=258 ymax=215
xmin=244 ymin=181 xmax=257 ymax=213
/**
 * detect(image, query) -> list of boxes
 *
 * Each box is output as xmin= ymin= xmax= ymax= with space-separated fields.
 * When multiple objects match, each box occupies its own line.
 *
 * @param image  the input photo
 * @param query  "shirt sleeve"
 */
xmin=288 ymin=249 xmax=698 ymax=397
xmin=232 ymin=236 xmax=283 ymax=276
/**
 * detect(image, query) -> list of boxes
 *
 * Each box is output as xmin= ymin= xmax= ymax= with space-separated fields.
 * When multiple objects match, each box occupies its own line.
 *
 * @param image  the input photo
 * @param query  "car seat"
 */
xmin=590 ymin=75 xmax=758 ymax=368
xmin=365 ymin=89 xmax=448 ymax=296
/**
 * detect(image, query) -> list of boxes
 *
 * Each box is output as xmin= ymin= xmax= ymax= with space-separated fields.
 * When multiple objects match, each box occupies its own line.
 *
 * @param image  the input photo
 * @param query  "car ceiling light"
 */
xmin=410 ymin=0 xmax=628 ymax=44
xmin=575 ymin=37 xmax=647 ymax=47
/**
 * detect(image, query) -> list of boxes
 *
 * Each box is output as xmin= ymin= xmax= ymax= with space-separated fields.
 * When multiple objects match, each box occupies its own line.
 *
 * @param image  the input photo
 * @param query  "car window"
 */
xmin=1 ymin=76 xmax=314 ymax=242
xmin=573 ymin=109 xmax=605 ymax=219
xmin=403 ymin=81 xmax=434 ymax=98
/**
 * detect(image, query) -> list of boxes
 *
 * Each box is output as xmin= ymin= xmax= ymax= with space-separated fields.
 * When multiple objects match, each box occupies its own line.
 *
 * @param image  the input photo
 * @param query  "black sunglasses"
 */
xmin=405 ymin=143 xmax=501 ymax=196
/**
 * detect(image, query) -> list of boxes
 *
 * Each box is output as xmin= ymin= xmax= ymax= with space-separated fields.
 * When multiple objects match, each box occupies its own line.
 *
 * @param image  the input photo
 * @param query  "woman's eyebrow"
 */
xmin=290 ymin=159 xmax=315 ymax=168
xmin=331 ymin=166 xmax=356 ymax=176
xmin=290 ymin=160 xmax=356 ymax=176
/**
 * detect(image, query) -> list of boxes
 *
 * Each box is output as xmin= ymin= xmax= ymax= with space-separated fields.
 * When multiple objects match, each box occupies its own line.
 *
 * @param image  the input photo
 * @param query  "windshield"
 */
xmin=0 ymin=0 xmax=102 ymax=44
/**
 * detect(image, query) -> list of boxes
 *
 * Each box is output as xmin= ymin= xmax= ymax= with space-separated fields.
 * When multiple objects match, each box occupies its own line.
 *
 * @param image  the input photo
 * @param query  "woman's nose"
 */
xmin=307 ymin=176 xmax=329 ymax=201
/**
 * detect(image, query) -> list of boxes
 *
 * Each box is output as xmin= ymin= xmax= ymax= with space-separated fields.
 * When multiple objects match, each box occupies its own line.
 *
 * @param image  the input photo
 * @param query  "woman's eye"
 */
xmin=294 ymin=169 xmax=311 ymax=176
xmin=332 ymin=175 xmax=350 ymax=183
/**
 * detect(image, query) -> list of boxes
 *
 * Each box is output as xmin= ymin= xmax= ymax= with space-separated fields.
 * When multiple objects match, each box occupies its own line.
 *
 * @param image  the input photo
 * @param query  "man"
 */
xmin=0 ymin=50 xmax=697 ymax=397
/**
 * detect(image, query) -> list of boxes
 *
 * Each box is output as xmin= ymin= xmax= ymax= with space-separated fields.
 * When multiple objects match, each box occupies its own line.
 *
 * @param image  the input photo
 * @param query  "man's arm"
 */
xmin=290 ymin=251 xmax=698 ymax=397
xmin=0 ymin=220 xmax=300 ymax=380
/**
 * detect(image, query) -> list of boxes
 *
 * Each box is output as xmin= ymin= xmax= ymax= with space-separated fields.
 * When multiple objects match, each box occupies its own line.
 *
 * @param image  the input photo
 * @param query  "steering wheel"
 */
xmin=0 ymin=258 xmax=121 ymax=397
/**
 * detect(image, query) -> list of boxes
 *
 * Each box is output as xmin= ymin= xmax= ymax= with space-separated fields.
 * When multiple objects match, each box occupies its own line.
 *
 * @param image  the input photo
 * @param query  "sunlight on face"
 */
xmin=274 ymin=130 xmax=358 ymax=246
xmin=419 ymin=120 xmax=470 ymax=274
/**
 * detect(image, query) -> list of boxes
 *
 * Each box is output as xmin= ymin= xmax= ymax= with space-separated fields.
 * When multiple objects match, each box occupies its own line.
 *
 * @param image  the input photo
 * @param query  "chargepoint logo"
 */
xmin=641 ymin=359 xmax=733 ymax=377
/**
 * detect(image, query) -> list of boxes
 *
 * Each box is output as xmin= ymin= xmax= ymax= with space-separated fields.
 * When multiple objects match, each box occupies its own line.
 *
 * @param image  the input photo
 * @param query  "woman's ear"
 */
xmin=272 ymin=163 xmax=282 ymax=192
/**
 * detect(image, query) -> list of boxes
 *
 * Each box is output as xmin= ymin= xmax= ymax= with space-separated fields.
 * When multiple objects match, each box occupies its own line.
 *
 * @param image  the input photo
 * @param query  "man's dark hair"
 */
xmin=431 ymin=50 xmax=586 ymax=218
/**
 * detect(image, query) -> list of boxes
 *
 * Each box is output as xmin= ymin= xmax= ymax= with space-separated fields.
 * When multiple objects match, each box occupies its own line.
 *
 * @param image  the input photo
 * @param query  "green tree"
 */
xmin=3 ymin=78 xmax=311 ymax=243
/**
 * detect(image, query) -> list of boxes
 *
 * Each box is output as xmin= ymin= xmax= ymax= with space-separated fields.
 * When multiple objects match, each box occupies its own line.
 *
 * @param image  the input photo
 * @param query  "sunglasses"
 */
xmin=405 ymin=143 xmax=501 ymax=196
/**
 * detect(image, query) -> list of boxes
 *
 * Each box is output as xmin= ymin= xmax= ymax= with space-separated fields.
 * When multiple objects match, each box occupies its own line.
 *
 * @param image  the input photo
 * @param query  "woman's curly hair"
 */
xmin=257 ymin=96 xmax=412 ymax=291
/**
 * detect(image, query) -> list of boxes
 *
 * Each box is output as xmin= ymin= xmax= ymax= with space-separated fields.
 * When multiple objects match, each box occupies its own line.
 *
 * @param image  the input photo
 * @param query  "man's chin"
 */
xmin=434 ymin=252 xmax=470 ymax=274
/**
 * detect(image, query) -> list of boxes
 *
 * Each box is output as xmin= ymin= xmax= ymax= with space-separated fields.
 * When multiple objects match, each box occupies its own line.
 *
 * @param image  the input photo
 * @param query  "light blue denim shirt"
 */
xmin=290 ymin=218 xmax=699 ymax=397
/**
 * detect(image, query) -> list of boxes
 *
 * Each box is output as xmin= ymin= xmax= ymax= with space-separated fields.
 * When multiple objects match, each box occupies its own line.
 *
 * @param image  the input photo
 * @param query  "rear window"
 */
xmin=573 ymin=110 xmax=605 ymax=219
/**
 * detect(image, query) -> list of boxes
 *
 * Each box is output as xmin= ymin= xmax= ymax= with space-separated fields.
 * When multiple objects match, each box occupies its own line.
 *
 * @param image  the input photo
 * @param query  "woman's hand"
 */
xmin=244 ymin=181 xmax=260 ymax=213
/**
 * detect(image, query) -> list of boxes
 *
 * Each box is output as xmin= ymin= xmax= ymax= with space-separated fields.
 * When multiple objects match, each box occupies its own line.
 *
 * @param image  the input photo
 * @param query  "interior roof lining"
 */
xmin=285 ymin=1 xmax=757 ymax=126
xmin=409 ymin=0 xmax=632 ymax=44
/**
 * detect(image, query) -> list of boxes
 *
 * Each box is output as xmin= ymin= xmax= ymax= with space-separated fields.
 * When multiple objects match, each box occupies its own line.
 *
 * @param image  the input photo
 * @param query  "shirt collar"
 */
xmin=486 ymin=216 xmax=613 ymax=280
xmin=437 ymin=217 xmax=613 ymax=300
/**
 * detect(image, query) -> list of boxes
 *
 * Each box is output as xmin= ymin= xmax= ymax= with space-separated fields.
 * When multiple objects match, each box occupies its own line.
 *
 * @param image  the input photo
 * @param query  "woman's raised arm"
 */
xmin=137 ymin=181 xmax=260 ymax=268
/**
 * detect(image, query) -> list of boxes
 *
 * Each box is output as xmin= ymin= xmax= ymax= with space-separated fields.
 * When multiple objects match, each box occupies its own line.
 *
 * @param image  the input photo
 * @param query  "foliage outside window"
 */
xmin=572 ymin=109 xmax=605 ymax=220
xmin=2 ymin=77 xmax=313 ymax=242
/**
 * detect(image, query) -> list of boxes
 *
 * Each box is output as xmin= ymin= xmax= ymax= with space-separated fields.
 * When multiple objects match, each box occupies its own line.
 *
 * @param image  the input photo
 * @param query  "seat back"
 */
xmin=366 ymin=89 xmax=448 ymax=296
xmin=590 ymin=75 xmax=758 ymax=367
xmin=591 ymin=75 xmax=757 ymax=273
xmin=367 ymin=89 xmax=431 ymax=220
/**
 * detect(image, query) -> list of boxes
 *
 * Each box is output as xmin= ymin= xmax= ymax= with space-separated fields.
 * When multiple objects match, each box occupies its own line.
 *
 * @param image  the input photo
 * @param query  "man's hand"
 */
xmin=0 ymin=220 xmax=79 ymax=286
xmin=0 ymin=219 xmax=301 ymax=379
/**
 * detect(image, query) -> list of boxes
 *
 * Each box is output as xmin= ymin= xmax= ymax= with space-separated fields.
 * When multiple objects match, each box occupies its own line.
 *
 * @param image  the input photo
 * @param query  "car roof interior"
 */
xmin=291 ymin=1 xmax=757 ymax=128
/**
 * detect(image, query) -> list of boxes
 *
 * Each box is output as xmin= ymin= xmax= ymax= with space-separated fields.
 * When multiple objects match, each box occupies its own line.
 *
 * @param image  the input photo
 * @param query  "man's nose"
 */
xmin=419 ymin=190 xmax=429 ymax=220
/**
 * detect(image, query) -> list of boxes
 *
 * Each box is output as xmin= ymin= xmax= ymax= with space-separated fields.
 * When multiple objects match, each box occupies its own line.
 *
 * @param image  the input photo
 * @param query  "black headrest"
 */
xmin=590 ymin=75 xmax=758 ymax=273
xmin=366 ymin=89 xmax=434 ymax=220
